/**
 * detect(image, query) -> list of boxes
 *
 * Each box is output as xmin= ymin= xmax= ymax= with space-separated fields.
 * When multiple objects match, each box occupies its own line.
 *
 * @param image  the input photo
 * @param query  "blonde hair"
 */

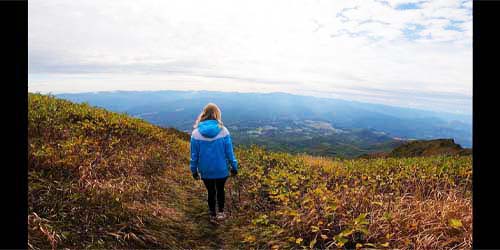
xmin=194 ymin=103 xmax=223 ymax=128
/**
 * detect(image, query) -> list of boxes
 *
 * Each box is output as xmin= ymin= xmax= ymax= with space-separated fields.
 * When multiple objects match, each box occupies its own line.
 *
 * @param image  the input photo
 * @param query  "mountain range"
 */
xmin=56 ymin=90 xmax=472 ymax=157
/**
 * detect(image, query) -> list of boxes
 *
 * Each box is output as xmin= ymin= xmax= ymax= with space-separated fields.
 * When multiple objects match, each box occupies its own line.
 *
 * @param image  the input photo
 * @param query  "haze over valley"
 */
xmin=57 ymin=90 xmax=472 ymax=157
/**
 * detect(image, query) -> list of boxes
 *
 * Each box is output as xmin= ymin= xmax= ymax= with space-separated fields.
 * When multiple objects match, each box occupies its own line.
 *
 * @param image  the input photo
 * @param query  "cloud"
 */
xmin=28 ymin=0 xmax=472 ymax=114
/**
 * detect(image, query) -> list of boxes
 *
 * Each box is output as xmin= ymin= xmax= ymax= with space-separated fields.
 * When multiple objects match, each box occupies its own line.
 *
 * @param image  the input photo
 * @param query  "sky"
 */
xmin=28 ymin=0 xmax=472 ymax=115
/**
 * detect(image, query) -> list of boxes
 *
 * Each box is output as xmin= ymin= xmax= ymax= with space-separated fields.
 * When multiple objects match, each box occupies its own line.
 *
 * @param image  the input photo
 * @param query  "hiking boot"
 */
xmin=216 ymin=212 xmax=226 ymax=220
xmin=209 ymin=214 xmax=217 ymax=223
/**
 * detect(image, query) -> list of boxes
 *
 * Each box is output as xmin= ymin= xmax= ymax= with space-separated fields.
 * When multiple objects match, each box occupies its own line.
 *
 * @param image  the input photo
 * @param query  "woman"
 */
xmin=190 ymin=103 xmax=238 ymax=222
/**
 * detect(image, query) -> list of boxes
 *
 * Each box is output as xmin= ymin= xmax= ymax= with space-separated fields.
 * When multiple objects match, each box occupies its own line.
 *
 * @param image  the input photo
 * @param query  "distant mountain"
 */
xmin=56 ymin=90 xmax=472 ymax=156
xmin=359 ymin=138 xmax=472 ymax=159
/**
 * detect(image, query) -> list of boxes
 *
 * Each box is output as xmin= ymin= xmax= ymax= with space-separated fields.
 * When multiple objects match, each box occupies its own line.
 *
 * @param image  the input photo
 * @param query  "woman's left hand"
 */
xmin=192 ymin=172 xmax=200 ymax=180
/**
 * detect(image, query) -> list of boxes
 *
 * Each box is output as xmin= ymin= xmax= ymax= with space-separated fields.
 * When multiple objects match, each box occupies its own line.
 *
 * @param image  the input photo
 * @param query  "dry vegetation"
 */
xmin=226 ymin=148 xmax=472 ymax=249
xmin=28 ymin=93 xmax=472 ymax=249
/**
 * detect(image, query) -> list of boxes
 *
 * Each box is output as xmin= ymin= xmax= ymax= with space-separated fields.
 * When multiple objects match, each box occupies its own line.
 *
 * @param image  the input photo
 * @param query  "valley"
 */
xmin=56 ymin=90 xmax=472 ymax=158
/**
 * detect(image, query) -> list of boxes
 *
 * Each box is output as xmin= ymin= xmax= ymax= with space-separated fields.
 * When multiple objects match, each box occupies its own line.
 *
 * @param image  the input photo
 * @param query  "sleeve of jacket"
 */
xmin=224 ymin=133 xmax=238 ymax=171
xmin=190 ymin=136 xmax=199 ymax=174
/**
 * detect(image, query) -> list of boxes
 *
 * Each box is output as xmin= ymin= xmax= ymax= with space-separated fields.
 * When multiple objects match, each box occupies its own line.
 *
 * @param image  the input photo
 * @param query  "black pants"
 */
xmin=202 ymin=177 xmax=227 ymax=216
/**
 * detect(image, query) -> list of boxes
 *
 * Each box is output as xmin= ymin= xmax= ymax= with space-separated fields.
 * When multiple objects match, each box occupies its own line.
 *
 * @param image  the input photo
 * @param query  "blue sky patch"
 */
xmin=395 ymin=2 xmax=421 ymax=10
xmin=402 ymin=23 xmax=425 ymax=40
xmin=445 ymin=20 xmax=464 ymax=31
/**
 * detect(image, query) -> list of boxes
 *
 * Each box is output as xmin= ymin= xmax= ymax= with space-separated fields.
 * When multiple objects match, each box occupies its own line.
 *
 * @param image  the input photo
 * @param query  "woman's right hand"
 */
xmin=230 ymin=169 xmax=238 ymax=177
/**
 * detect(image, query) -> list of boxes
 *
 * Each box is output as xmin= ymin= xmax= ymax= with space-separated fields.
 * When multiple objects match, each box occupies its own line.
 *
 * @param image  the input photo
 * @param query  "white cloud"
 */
xmin=28 ymin=0 xmax=472 ymax=114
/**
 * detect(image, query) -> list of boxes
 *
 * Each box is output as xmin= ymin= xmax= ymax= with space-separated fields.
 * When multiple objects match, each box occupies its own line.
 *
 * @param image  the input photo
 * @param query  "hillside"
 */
xmin=390 ymin=139 xmax=472 ymax=157
xmin=29 ymin=93 xmax=472 ymax=249
xmin=28 ymin=93 xmax=227 ymax=249
xmin=359 ymin=139 xmax=472 ymax=159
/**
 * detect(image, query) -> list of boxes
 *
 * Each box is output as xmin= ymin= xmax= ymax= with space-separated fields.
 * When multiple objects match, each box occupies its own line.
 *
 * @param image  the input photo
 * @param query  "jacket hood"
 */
xmin=197 ymin=120 xmax=222 ymax=138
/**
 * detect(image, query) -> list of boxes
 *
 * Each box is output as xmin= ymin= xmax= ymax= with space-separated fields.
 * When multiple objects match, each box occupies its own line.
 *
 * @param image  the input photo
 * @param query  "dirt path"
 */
xmin=183 ymin=192 xmax=225 ymax=250
xmin=175 ymin=178 xmax=241 ymax=250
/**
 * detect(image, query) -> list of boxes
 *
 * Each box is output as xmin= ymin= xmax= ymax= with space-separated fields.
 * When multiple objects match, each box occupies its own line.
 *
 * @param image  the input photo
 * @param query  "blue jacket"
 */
xmin=190 ymin=119 xmax=238 ymax=179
